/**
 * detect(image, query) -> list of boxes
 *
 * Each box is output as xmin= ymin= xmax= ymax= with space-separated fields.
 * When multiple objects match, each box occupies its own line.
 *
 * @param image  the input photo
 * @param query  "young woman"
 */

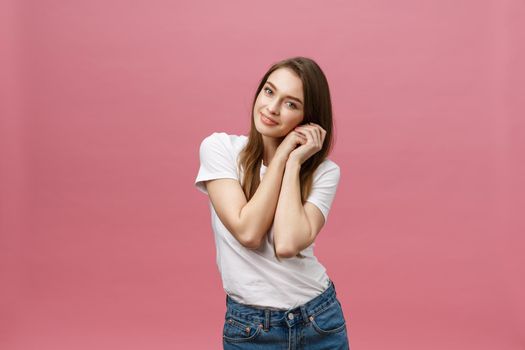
xmin=195 ymin=56 xmax=350 ymax=349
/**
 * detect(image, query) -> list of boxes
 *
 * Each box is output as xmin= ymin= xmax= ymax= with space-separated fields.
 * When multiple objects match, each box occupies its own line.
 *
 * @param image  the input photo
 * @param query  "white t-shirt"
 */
xmin=194 ymin=132 xmax=341 ymax=309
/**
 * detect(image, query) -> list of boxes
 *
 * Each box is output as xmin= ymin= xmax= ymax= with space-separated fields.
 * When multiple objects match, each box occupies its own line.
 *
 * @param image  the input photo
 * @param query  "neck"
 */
xmin=261 ymin=134 xmax=282 ymax=167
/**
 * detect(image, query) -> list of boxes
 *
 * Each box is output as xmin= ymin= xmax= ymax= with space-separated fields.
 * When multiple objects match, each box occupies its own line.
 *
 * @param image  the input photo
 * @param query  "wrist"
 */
xmin=274 ymin=150 xmax=290 ymax=164
xmin=286 ymin=157 xmax=302 ymax=169
xmin=272 ymin=152 xmax=288 ymax=165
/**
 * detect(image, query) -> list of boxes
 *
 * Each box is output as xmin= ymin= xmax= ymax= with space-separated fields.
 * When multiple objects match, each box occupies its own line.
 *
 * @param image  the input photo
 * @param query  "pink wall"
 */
xmin=1 ymin=0 xmax=524 ymax=349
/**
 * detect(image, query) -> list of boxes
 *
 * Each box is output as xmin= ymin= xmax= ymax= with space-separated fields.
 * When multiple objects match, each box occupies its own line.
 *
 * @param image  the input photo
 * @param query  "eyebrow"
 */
xmin=265 ymin=81 xmax=304 ymax=105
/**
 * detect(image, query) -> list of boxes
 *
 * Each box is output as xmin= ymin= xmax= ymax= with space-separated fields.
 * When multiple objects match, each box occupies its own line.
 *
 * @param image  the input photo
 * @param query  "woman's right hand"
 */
xmin=275 ymin=128 xmax=307 ymax=160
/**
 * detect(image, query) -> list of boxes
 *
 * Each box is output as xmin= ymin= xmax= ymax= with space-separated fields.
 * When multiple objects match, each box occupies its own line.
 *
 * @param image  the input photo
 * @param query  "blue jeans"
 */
xmin=223 ymin=280 xmax=350 ymax=349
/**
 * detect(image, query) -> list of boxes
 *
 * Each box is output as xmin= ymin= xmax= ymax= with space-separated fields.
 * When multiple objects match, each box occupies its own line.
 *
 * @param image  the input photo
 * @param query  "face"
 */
xmin=253 ymin=67 xmax=304 ymax=137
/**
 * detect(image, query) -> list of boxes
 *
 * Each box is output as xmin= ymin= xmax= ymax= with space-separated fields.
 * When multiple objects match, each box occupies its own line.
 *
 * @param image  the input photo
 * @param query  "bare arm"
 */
xmin=273 ymin=159 xmax=311 ymax=256
xmin=273 ymin=123 xmax=329 ymax=258
xmin=202 ymin=128 xmax=307 ymax=249
xmin=205 ymin=152 xmax=288 ymax=249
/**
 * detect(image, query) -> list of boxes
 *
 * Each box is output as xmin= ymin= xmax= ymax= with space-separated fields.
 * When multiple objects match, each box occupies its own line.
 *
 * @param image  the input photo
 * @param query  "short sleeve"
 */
xmin=194 ymin=132 xmax=240 ymax=195
xmin=305 ymin=161 xmax=341 ymax=223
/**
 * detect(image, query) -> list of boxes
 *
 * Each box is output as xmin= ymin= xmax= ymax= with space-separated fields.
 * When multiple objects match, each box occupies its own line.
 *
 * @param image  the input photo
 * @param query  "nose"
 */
xmin=267 ymin=100 xmax=280 ymax=115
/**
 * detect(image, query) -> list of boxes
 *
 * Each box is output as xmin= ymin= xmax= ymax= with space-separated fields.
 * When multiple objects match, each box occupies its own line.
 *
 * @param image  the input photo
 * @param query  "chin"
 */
xmin=255 ymin=126 xmax=273 ymax=137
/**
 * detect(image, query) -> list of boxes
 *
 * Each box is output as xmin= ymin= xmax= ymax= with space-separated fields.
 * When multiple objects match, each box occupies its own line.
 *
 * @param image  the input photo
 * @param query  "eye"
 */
xmin=263 ymin=87 xmax=298 ymax=109
xmin=286 ymin=102 xmax=297 ymax=109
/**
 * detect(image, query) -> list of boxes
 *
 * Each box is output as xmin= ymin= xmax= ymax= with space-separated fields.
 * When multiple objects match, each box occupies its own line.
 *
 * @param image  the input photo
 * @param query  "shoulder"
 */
xmin=201 ymin=132 xmax=247 ymax=147
xmin=200 ymin=131 xmax=229 ymax=146
xmin=313 ymin=158 xmax=341 ymax=181
xmin=200 ymin=132 xmax=248 ymax=155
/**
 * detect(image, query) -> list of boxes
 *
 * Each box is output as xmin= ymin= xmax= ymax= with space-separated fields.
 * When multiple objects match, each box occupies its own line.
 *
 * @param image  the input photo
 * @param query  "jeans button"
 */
xmin=288 ymin=313 xmax=294 ymax=320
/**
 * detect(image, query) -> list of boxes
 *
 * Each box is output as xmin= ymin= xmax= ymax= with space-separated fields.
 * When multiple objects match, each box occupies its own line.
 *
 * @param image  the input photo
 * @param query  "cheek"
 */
xmin=288 ymin=114 xmax=304 ymax=127
xmin=254 ymin=98 xmax=264 ymax=110
xmin=286 ymin=114 xmax=299 ymax=122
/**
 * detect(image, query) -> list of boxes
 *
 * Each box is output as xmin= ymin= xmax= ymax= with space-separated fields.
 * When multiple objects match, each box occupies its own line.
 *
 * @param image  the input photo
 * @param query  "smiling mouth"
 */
xmin=260 ymin=113 xmax=278 ymax=125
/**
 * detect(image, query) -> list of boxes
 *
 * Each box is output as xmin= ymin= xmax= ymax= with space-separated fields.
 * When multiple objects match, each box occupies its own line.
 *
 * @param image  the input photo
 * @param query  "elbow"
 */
xmin=274 ymin=228 xmax=299 ymax=258
xmin=235 ymin=208 xmax=264 ymax=250
xmin=238 ymin=232 xmax=262 ymax=250
xmin=275 ymin=243 xmax=297 ymax=259
xmin=242 ymin=238 xmax=262 ymax=250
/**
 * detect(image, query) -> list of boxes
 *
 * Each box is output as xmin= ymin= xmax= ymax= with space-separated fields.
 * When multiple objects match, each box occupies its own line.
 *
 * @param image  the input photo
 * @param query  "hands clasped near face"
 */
xmin=288 ymin=122 xmax=326 ymax=165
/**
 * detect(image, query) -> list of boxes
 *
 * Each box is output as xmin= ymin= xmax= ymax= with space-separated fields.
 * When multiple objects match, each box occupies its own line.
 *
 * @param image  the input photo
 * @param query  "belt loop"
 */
xmin=300 ymin=305 xmax=309 ymax=324
xmin=264 ymin=309 xmax=270 ymax=331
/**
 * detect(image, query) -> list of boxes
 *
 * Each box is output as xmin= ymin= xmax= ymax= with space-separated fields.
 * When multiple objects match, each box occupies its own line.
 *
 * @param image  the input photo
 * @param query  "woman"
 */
xmin=195 ymin=56 xmax=350 ymax=349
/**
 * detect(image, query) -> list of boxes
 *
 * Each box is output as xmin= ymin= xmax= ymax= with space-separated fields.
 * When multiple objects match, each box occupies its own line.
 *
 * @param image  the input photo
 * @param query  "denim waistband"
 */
xmin=225 ymin=280 xmax=338 ymax=328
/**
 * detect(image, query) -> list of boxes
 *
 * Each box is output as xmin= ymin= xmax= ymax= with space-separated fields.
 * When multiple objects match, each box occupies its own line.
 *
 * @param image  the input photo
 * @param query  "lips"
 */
xmin=260 ymin=112 xmax=278 ymax=125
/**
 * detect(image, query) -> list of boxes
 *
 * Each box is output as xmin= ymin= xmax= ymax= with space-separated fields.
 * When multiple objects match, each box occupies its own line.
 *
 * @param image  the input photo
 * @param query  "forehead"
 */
xmin=266 ymin=68 xmax=303 ymax=98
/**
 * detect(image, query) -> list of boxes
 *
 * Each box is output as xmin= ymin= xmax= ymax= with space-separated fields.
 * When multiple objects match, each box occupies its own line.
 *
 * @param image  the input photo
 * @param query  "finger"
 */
xmin=301 ymin=127 xmax=316 ymax=146
xmin=309 ymin=123 xmax=324 ymax=146
xmin=302 ymin=125 xmax=320 ymax=148
xmin=308 ymin=122 xmax=325 ymax=133
xmin=311 ymin=126 xmax=321 ymax=147
xmin=293 ymin=130 xmax=307 ymax=144
xmin=294 ymin=129 xmax=307 ymax=139
xmin=294 ymin=128 xmax=307 ymax=139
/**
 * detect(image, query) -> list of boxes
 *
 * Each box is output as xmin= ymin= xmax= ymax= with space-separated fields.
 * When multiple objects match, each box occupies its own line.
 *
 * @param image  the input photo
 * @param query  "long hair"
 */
xmin=237 ymin=56 xmax=335 ymax=260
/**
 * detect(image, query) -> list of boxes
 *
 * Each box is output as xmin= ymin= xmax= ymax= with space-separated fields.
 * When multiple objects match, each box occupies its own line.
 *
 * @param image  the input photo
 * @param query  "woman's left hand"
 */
xmin=288 ymin=122 xmax=326 ymax=165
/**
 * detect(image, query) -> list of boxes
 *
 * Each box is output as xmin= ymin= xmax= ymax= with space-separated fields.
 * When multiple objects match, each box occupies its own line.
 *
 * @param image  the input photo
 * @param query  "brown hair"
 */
xmin=237 ymin=56 xmax=335 ymax=260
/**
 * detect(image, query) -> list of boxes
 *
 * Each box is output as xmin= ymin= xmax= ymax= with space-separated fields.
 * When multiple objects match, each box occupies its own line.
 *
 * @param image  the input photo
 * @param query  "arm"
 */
xmin=272 ymin=159 xmax=326 ymax=258
xmin=205 ymin=152 xmax=288 ymax=249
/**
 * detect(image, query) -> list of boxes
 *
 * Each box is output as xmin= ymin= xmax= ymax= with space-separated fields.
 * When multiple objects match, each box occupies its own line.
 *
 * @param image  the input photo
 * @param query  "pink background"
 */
xmin=1 ymin=0 xmax=524 ymax=349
